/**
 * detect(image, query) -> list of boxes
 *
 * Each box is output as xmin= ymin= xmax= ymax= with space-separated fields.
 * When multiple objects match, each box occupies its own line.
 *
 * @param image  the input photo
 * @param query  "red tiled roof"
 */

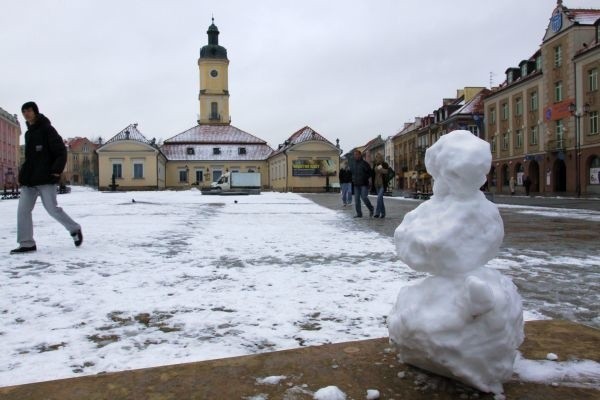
xmin=270 ymin=126 xmax=335 ymax=156
xmin=564 ymin=8 xmax=600 ymax=25
xmin=451 ymin=89 xmax=490 ymax=116
xmin=164 ymin=124 xmax=268 ymax=144
xmin=104 ymin=124 xmax=154 ymax=145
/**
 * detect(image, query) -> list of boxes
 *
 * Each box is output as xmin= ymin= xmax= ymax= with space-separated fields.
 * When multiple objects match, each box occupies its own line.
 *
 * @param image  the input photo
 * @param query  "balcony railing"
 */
xmin=546 ymin=138 xmax=572 ymax=152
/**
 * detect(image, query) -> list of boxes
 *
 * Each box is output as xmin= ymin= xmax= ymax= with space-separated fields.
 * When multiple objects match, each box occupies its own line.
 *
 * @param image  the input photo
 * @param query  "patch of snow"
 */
xmin=256 ymin=375 xmax=287 ymax=385
xmin=514 ymin=353 xmax=600 ymax=388
xmin=366 ymin=388 xmax=380 ymax=399
xmin=313 ymin=385 xmax=346 ymax=400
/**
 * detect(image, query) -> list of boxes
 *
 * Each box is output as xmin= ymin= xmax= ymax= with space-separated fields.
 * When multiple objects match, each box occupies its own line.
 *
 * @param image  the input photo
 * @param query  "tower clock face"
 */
xmin=210 ymin=69 xmax=218 ymax=77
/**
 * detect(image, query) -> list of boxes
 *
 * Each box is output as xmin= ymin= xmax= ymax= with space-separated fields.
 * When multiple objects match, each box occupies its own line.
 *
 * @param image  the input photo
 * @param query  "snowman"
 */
xmin=388 ymin=130 xmax=523 ymax=395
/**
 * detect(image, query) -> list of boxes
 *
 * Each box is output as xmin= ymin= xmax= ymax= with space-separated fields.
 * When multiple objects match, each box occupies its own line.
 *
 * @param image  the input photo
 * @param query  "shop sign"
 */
xmin=292 ymin=159 xmax=336 ymax=177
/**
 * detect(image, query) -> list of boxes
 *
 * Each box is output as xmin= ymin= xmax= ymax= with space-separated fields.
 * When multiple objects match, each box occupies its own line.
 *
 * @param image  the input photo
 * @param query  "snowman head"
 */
xmin=426 ymin=130 xmax=491 ymax=196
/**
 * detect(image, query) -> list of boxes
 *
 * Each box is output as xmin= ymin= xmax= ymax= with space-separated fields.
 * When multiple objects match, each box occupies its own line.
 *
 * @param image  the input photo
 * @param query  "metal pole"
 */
xmin=576 ymin=115 xmax=581 ymax=198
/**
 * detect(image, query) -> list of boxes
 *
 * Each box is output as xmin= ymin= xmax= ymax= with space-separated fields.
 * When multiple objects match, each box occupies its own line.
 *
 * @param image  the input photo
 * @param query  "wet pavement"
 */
xmin=302 ymin=193 xmax=600 ymax=328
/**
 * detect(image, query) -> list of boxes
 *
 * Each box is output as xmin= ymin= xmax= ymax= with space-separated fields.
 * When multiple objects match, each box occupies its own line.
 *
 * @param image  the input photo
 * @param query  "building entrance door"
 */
xmin=553 ymin=159 xmax=567 ymax=192
xmin=528 ymin=161 xmax=540 ymax=193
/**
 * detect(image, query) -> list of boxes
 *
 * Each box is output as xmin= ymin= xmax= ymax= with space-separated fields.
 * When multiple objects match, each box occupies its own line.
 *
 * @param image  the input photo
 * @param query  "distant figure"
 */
xmin=132 ymin=198 xmax=136 ymax=203
xmin=372 ymin=152 xmax=389 ymax=218
xmin=523 ymin=175 xmax=532 ymax=196
xmin=338 ymin=161 xmax=353 ymax=207
xmin=509 ymin=176 xmax=516 ymax=195
xmin=11 ymin=102 xmax=83 ymax=254
xmin=351 ymin=150 xmax=374 ymax=218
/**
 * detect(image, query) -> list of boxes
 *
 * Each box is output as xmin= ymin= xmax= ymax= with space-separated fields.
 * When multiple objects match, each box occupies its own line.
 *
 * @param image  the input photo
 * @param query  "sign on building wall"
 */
xmin=292 ymin=159 xmax=336 ymax=177
xmin=591 ymin=167 xmax=600 ymax=185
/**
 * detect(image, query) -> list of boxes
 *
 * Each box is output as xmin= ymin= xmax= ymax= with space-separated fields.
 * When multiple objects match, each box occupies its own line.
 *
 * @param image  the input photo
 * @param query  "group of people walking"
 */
xmin=339 ymin=150 xmax=392 ymax=218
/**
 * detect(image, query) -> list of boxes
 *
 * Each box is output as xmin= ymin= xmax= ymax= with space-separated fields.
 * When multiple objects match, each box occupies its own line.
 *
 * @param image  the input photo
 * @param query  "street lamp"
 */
xmin=568 ymin=102 xmax=590 ymax=197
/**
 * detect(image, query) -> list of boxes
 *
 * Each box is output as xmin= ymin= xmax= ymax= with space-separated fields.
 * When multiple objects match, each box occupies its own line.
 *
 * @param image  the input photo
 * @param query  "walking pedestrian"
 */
xmin=11 ymin=102 xmax=83 ymax=254
xmin=351 ymin=150 xmax=374 ymax=218
xmin=509 ymin=176 xmax=516 ymax=195
xmin=372 ymin=153 xmax=389 ymax=218
xmin=339 ymin=161 xmax=352 ymax=206
xmin=523 ymin=175 xmax=532 ymax=196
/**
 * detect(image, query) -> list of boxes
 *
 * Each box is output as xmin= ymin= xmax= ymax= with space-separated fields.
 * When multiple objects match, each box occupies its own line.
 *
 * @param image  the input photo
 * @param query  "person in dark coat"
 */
xmin=351 ymin=150 xmax=374 ymax=218
xmin=523 ymin=175 xmax=532 ymax=196
xmin=338 ymin=161 xmax=353 ymax=206
xmin=10 ymin=102 xmax=82 ymax=254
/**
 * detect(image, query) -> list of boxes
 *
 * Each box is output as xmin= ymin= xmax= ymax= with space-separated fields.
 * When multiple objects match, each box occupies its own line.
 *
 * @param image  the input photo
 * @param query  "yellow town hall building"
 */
xmin=97 ymin=19 xmax=340 ymax=192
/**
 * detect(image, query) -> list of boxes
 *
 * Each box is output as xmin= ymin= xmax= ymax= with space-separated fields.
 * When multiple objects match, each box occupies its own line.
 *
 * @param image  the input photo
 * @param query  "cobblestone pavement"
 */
xmin=302 ymin=193 xmax=600 ymax=328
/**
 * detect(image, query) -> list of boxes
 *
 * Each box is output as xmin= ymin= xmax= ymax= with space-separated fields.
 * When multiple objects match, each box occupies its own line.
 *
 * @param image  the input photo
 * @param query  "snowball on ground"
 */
xmin=366 ymin=389 xmax=380 ymax=399
xmin=313 ymin=385 xmax=346 ymax=400
xmin=256 ymin=375 xmax=287 ymax=385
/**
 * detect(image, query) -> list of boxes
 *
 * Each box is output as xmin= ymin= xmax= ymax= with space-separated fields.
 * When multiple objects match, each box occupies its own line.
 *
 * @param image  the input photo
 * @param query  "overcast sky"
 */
xmin=2 ymin=0 xmax=599 ymax=152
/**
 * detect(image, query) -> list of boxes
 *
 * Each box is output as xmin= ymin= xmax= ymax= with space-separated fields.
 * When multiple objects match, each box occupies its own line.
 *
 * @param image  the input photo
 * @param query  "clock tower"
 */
xmin=198 ymin=19 xmax=230 ymax=125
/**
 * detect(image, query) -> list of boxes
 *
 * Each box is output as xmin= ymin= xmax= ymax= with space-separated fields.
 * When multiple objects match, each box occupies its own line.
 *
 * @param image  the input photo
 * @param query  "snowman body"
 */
xmin=388 ymin=130 xmax=523 ymax=394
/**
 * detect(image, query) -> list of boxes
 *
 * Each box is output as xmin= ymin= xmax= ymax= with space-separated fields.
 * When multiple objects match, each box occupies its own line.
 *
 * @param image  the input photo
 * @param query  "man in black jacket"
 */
xmin=351 ymin=150 xmax=374 ymax=218
xmin=11 ymin=102 xmax=82 ymax=254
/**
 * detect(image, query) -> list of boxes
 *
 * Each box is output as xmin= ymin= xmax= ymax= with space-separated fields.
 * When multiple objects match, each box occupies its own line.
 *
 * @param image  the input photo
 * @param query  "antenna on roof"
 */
xmin=212 ymin=14 xmax=214 ymax=23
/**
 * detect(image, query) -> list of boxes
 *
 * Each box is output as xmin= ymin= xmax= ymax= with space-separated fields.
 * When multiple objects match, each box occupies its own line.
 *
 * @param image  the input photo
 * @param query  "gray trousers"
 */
xmin=17 ymin=184 xmax=80 ymax=247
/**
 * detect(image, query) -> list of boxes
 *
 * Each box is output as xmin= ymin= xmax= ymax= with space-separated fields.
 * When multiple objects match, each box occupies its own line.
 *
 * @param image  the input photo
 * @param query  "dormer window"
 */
xmin=536 ymin=56 xmax=542 ymax=71
xmin=238 ymin=147 xmax=246 ymax=155
xmin=187 ymin=147 xmax=195 ymax=155
xmin=507 ymin=71 xmax=513 ymax=84
xmin=521 ymin=64 xmax=527 ymax=77
xmin=213 ymin=147 xmax=221 ymax=155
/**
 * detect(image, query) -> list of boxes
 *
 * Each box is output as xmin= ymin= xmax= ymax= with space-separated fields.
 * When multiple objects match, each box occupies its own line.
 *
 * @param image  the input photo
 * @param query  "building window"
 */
xmin=195 ymin=169 xmax=204 ymax=183
xmin=491 ymin=136 xmax=497 ymax=152
xmin=467 ymin=125 xmax=479 ymax=136
xmin=238 ymin=147 xmax=246 ymax=155
xmin=112 ymin=163 xmax=122 ymax=179
xmin=502 ymin=132 xmax=509 ymax=150
xmin=556 ymin=119 xmax=564 ymax=144
xmin=555 ymin=81 xmax=563 ymax=102
xmin=530 ymin=126 xmax=538 ymax=145
xmin=210 ymin=102 xmax=219 ymax=120
xmin=589 ymin=68 xmax=598 ymax=92
xmin=490 ymin=108 xmax=496 ymax=124
xmin=515 ymin=129 xmax=523 ymax=148
xmin=536 ymin=56 xmax=542 ymax=71
xmin=213 ymin=147 xmax=221 ymax=155
xmin=133 ymin=163 xmax=144 ymax=179
xmin=530 ymin=91 xmax=538 ymax=111
xmin=521 ymin=64 xmax=527 ymax=77
xmin=502 ymin=103 xmax=509 ymax=120
xmin=515 ymin=97 xmax=523 ymax=116
xmin=554 ymin=45 xmax=562 ymax=67
xmin=591 ymin=111 xmax=599 ymax=135
xmin=187 ymin=147 xmax=195 ymax=155
xmin=179 ymin=169 xmax=188 ymax=183
xmin=507 ymin=70 xmax=513 ymax=84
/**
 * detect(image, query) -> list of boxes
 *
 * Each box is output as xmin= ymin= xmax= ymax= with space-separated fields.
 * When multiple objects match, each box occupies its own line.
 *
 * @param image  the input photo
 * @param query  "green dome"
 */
xmin=200 ymin=19 xmax=228 ymax=59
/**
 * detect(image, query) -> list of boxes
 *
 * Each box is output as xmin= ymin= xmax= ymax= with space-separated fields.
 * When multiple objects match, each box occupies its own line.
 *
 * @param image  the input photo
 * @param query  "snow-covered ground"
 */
xmin=0 ymin=188 xmax=596 ymax=387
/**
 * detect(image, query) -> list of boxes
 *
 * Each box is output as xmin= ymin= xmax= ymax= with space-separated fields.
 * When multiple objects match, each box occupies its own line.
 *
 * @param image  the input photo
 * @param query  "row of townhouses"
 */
xmin=355 ymin=1 xmax=600 ymax=197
